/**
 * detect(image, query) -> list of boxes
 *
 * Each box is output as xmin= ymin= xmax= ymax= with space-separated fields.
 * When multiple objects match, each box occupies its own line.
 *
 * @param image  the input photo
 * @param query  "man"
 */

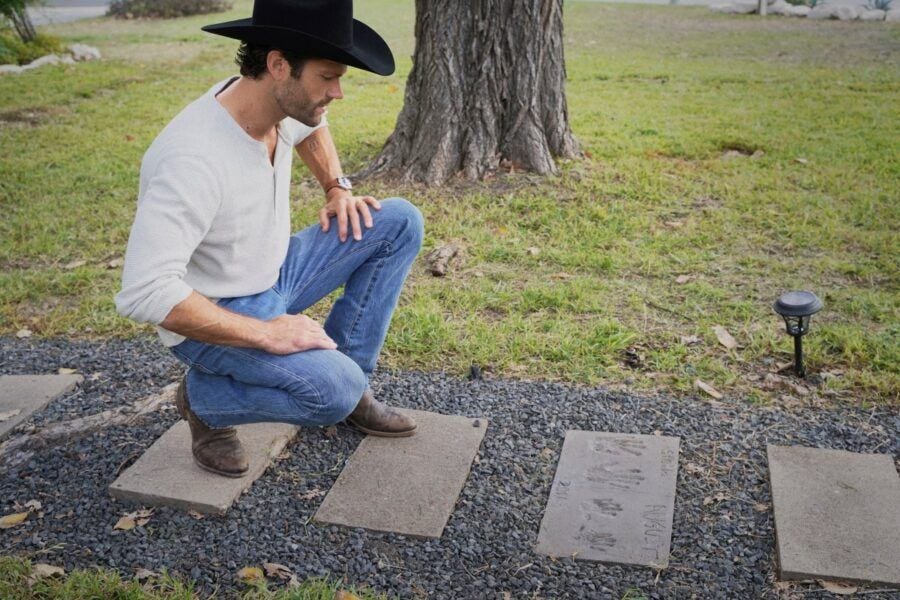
xmin=115 ymin=0 xmax=423 ymax=478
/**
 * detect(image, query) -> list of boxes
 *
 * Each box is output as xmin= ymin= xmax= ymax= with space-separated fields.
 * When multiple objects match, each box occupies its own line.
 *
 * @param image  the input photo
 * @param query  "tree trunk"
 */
xmin=3 ymin=5 xmax=38 ymax=43
xmin=359 ymin=0 xmax=580 ymax=185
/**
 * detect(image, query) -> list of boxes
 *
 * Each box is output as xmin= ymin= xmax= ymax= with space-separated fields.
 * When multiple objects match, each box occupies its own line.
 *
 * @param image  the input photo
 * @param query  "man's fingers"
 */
xmin=337 ymin=203 xmax=349 ymax=242
xmin=348 ymin=202 xmax=363 ymax=241
xmin=357 ymin=200 xmax=374 ymax=229
xmin=364 ymin=196 xmax=381 ymax=211
xmin=319 ymin=207 xmax=330 ymax=232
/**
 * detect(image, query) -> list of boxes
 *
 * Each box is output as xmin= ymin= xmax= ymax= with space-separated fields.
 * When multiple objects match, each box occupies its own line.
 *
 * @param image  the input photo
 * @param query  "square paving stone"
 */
xmin=768 ymin=444 xmax=900 ymax=586
xmin=315 ymin=410 xmax=487 ymax=538
xmin=0 ymin=374 xmax=83 ymax=440
xmin=535 ymin=431 xmax=680 ymax=568
xmin=109 ymin=421 xmax=297 ymax=515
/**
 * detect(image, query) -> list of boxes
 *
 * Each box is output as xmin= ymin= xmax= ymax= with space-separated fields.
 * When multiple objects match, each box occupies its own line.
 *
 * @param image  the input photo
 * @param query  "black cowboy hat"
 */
xmin=202 ymin=0 xmax=395 ymax=76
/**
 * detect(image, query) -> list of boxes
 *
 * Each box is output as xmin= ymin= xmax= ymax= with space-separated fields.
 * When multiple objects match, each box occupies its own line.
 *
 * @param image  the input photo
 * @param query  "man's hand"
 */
xmin=319 ymin=188 xmax=381 ymax=242
xmin=259 ymin=314 xmax=338 ymax=355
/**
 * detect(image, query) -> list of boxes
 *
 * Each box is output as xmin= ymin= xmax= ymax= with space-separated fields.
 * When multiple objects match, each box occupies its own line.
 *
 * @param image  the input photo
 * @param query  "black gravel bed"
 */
xmin=1 ymin=337 xmax=898 ymax=600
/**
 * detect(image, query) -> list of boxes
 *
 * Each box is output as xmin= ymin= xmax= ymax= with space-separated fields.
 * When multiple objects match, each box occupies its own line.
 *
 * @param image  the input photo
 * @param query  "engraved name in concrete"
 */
xmin=535 ymin=431 xmax=680 ymax=568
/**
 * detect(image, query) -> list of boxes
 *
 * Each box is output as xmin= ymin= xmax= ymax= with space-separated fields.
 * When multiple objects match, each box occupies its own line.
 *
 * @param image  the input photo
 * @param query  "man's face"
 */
xmin=273 ymin=57 xmax=346 ymax=127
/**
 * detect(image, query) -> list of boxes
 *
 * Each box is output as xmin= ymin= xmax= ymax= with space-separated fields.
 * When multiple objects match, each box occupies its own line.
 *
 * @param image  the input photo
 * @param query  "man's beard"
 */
xmin=274 ymin=83 xmax=324 ymax=127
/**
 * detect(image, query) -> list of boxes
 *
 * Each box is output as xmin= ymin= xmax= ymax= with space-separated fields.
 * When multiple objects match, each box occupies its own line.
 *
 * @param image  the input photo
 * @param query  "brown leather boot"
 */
xmin=347 ymin=388 xmax=417 ymax=437
xmin=175 ymin=378 xmax=249 ymax=478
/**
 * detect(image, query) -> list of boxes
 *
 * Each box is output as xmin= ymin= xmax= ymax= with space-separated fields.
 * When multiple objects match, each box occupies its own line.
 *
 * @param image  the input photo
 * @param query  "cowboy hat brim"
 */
xmin=201 ymin=18 xmax=395 ymax=76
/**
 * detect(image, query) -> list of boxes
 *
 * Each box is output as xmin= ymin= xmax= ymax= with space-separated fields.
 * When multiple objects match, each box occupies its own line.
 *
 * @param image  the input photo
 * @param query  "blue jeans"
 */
xmin=170 ymin=198 xmax=424 ymax=429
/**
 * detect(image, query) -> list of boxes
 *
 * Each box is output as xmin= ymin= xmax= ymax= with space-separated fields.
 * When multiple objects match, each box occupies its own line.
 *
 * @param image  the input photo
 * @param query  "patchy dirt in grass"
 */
xmin=0 ymin=106 xmax=68 ymax=127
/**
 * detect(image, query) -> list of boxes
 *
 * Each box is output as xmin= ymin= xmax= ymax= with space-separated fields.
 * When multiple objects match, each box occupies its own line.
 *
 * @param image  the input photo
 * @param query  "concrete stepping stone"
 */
xmin=768 ymin=444 xmax=900 ymax=586
xmin=535 ymin=431 xmax=680 ymax=568
xmin=0 ymin=374 xmax=83 ymax=440
xmin=109 ymin=421 xmax=297 ymax=515
xmin=315 ymin=410 xmax=487 ymax=538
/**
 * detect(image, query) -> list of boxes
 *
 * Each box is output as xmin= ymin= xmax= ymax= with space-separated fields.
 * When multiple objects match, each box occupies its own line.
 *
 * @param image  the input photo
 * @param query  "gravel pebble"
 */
xmin=1 ymin=337 xmax=898 ymax=599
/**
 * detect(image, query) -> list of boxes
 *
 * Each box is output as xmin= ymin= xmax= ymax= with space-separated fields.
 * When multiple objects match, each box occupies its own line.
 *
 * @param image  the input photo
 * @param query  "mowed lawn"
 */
xmin=0 ymin=1 xmax=897 ymax=405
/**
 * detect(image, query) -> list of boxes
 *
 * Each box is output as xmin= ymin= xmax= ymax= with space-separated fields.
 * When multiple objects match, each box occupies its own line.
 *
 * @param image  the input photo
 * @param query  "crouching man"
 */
xmin=115 ymin=0 xmax=423 ymax=478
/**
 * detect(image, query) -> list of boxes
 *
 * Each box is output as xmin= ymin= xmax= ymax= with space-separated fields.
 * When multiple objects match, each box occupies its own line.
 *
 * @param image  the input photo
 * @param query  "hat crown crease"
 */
xmin=253 ymin=0 xmax=354 ymax=48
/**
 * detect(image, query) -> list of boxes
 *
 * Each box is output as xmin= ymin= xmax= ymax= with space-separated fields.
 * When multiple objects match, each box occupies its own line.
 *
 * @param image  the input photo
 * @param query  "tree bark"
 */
xmin=359 ymin=0 xmax=580 ymax=185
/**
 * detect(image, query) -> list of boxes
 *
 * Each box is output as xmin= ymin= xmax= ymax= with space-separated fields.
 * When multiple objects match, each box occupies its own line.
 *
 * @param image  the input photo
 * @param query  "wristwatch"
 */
xmin=324 ymin=176 xmax=352 ymax=194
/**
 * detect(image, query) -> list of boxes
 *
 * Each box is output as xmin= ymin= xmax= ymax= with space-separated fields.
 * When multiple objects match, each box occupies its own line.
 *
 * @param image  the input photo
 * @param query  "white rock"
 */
xmin=68 ymin=44 xmax=101 ymax=62
xmin=0 ymin=64 xmax=23 ymax=75
xmin=768 ymin=0 xmax=790 ymax=14
xmin=807 ymin=5 xmax=832 ymax=17
xmin=860 ymin=8 xmax=886 ymax=18
xmin=60 ymin=55 xmax=77 ymax=65
xmin=785 ymin=4 xmax=811 ymax=15
xmin=822 ymin=0 xmax=869 ymax=8
xmin=886 ymin=8 xmax=900 ymax=19
xmin=711 ymin=0 xmax=759 ymax=13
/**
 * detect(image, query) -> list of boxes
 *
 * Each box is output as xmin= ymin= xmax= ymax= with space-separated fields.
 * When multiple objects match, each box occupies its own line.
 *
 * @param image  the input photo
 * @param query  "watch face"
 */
xmin=338 ymin=176 xmax=353 ymax=190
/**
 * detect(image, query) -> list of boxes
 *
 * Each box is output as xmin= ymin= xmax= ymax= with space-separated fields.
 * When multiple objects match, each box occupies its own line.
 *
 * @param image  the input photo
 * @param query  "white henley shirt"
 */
xmin=114 ymin=77 xmax=326 ymax=346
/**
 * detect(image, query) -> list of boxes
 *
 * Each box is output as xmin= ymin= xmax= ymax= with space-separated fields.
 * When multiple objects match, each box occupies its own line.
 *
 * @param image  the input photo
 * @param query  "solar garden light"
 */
xmin=773 ymin=291 xmax=823 ymax=378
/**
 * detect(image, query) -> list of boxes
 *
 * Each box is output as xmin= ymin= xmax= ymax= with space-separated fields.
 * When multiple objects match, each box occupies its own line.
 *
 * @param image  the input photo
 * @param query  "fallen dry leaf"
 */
xmin=107 ymin=258 xmax=124 ymax=269
xmin=0 ymin=409 xmax=22 ymax=422
xmin=24 ymin=500 xmax=41 ymax=511
xmin=115 ymin=508 xmax=153 ymax=531
xmin=134 ymin=568 xmax=158 ymax=581
xmin=334 ymin=591 xmax=361 ymax=600
xmin=680 ymin=335 xmax=701 ymax=346
xmin=15 ymin=329 xmax=32 ymax=338
xmin=236 ymin=566 xmax=264 ymax=584
xmin=684 ymin=462 xmax=705 ymax=475
xmin=187 ymin=510 xmax=205 ymax=520
xmin=703 ymin=492 xmax=728 ymax=506
xmin=817 ymin=580 xmax=858 ymax=595
xmin=0 ymin=512 xmax=29 ymax=529
xmin=57 ymin=368 xmax=77 ymax=375
xmin=263 ymin=562 xmax=293 ymax=580
xmin=695 ymin=379 xmax=723 ymax=400
xmin=794 ymin=157 xmax=809 ymax=164
xmin=712 ymin=325 xmax=737 ymax=350
xmin=664 ymin=220 xmax=684 ymax=229
xmin=539 ymin=447 xmax=554 ymax=462
xmin=526 ymin=246 xmax=540 ymax=256
xmin=675 ymin=274 xmax=693 ymax=284
xmin=31 ymin=563 xmax=65 ymax=578
xmin=753 ymin=502 xmax=769 ymax=513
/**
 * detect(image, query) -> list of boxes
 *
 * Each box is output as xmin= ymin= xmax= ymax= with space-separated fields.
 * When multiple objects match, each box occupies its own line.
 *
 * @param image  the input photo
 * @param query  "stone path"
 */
xmin=0 ymin=374 xmax=82 ymax=440
xmin=315 ymin=410 xmax=487 ymax=538
xmin=109 ymin=421 xmax=298 ymax=515
xmin=535 ymin=431 xmax=679 ymax=567
xmin=768 ymin=444 xmax=900 ymax=586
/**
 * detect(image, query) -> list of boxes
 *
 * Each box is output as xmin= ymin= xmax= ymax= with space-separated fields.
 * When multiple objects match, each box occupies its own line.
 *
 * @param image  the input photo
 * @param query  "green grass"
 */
xmin=0 ymin=556 xmax=390 ymax=599
xmin=0 ymin=1 xmax=898 ymax=405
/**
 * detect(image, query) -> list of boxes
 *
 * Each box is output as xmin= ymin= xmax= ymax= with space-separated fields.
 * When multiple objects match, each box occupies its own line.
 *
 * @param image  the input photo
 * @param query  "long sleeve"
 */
xmin=115 ymin=155 xmax=222 ymax=325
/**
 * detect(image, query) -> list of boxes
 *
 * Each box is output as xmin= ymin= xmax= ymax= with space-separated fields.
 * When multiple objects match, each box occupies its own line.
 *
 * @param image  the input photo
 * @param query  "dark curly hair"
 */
xmin=235 ymin=42 xmax=307 ymax=79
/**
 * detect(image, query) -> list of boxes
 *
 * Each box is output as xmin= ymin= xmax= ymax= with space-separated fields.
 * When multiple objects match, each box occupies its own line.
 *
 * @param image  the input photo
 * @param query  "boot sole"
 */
xmin=348 ymin=422 xmax=418 ymax=438
xmin=193 ymin=456 xmax=248 ymax=478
